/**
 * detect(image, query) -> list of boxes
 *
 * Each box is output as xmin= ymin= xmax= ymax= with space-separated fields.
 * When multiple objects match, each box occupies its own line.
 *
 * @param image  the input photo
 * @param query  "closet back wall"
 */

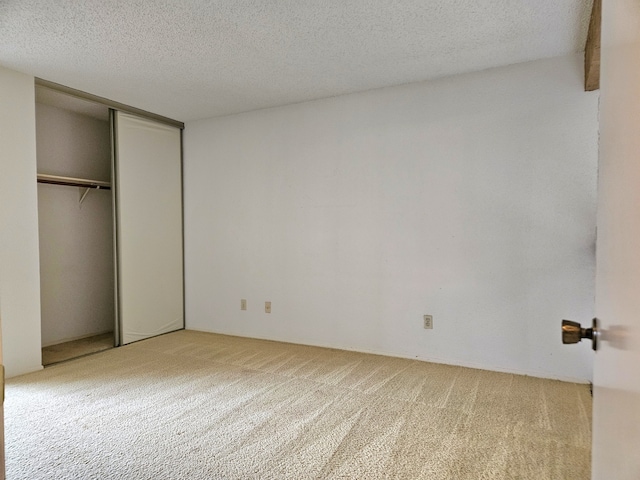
xmin=36 ymin=103 xmax=114 ymax=346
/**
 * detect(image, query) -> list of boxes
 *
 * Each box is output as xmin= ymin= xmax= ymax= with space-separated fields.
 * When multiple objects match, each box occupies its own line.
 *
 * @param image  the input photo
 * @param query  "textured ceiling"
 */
xmin=1 ymin=1 xmax=592 ymax=122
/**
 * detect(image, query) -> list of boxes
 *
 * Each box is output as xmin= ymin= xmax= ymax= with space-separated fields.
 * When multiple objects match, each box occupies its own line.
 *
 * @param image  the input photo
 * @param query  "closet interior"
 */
xmin=35 ymin=86 xmax=115 ymax=365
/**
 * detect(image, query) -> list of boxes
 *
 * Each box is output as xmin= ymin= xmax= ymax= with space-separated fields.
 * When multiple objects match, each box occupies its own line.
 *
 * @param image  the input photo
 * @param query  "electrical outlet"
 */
xmin=423 ymin=315 xmax=433 ymax=329
xmin=265 ymin=301 xmax=271 ymax=314
xmin=241 ymin=299 xmax=247 ymax=311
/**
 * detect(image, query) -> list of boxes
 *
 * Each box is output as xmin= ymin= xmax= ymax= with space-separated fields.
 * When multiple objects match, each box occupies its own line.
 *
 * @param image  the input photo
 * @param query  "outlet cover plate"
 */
xmin=423 ymin=315 xmax=433 ymax=329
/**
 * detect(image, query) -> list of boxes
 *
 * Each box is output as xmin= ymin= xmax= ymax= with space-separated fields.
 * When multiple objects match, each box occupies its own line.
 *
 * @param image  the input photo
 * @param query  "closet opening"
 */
xmin=35 ymin=86 xmax=116 ymax=366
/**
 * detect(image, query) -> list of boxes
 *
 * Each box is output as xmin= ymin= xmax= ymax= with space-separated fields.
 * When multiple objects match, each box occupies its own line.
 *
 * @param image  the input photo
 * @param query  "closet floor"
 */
xmin=42 ymin=333 xmax=114 ymax=366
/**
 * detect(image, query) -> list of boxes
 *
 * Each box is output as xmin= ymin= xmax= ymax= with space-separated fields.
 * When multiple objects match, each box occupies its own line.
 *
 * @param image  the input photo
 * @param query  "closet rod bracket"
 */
xmin=79 ymin=187 xmax=91 ymax=205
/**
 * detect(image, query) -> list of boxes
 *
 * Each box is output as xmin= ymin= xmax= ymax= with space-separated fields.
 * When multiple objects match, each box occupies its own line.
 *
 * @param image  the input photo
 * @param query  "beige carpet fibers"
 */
xmin=6 ymin=330 xmax=591 ymax=479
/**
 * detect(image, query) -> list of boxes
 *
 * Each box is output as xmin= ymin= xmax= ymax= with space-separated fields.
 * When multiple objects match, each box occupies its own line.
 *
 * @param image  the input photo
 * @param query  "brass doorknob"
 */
xmin=562 ymin=318 xmax=599 ymax=351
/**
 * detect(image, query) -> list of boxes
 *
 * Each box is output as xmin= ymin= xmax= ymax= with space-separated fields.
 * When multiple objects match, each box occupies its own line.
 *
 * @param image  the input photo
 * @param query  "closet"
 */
xmin=36 ymin=88 xmax=114 ymax=364
xmin=35 ymin=82 xmax=185 ymax=365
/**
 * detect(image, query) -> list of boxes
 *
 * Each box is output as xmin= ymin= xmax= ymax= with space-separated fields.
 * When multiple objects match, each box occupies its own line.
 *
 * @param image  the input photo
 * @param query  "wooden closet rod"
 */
xmin=37 ymin=174 xmax=111 ymax=190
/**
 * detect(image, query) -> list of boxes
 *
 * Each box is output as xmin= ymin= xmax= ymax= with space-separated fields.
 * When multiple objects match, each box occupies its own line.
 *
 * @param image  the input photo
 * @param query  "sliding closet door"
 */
xmin=114 ymin=112 xmax=183 ymax=345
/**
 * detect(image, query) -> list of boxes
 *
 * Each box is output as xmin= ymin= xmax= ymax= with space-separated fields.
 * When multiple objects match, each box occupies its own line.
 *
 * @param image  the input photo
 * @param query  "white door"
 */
xmin=0 ymin=310 xmax=5 ymax=480
xmin=114 ymin=112 xmax=184 ymax=345
xmin=591 ymin=0 xmax=640 ymax=478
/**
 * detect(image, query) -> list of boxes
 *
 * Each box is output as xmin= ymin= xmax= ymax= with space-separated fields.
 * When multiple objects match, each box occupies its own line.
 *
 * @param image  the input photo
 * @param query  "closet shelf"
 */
xmin=37 ymin=174 xmax=111 ymax=190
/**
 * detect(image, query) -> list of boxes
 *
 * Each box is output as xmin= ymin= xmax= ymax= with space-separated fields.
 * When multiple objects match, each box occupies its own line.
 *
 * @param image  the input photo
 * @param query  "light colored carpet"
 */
xmin=7 ymin=330 xmax=591 ymax=479
xmin=42 ymin=333 xmax=114 ymax=366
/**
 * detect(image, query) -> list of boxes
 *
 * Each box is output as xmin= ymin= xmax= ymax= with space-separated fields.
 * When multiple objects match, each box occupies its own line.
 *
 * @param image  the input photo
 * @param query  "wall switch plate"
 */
xmin=265 ymin=301 xmax=271 ymax=313
xmin=423 ymin=315 xmax=433 ymax=329
xmin=241 ymin=299 xmax=247 ymax=311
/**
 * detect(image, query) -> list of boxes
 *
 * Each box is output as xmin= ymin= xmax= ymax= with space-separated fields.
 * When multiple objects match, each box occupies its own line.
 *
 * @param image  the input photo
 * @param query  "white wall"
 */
xmin=36 ymin=103 xmax=114 ymax=346
xmin=184 ymin=53 xmax=598 ymax=382
xmin=0 ymin=66 xmax=43 ymax=377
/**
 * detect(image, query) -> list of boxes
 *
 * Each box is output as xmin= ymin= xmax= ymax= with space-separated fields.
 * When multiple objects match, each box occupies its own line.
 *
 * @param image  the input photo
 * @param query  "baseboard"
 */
xmin=5 ymin=363 xmax=43 ymax=380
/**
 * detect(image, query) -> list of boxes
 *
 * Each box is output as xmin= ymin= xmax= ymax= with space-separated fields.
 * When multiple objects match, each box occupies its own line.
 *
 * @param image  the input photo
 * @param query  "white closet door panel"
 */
xmin=115 ymin=112 xmax=183 ymax=344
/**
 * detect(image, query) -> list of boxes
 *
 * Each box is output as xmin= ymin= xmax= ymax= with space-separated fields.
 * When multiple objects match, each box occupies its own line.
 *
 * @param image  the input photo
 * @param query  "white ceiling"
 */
xmin=1 ymin=1 xmax=593 ymax=122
